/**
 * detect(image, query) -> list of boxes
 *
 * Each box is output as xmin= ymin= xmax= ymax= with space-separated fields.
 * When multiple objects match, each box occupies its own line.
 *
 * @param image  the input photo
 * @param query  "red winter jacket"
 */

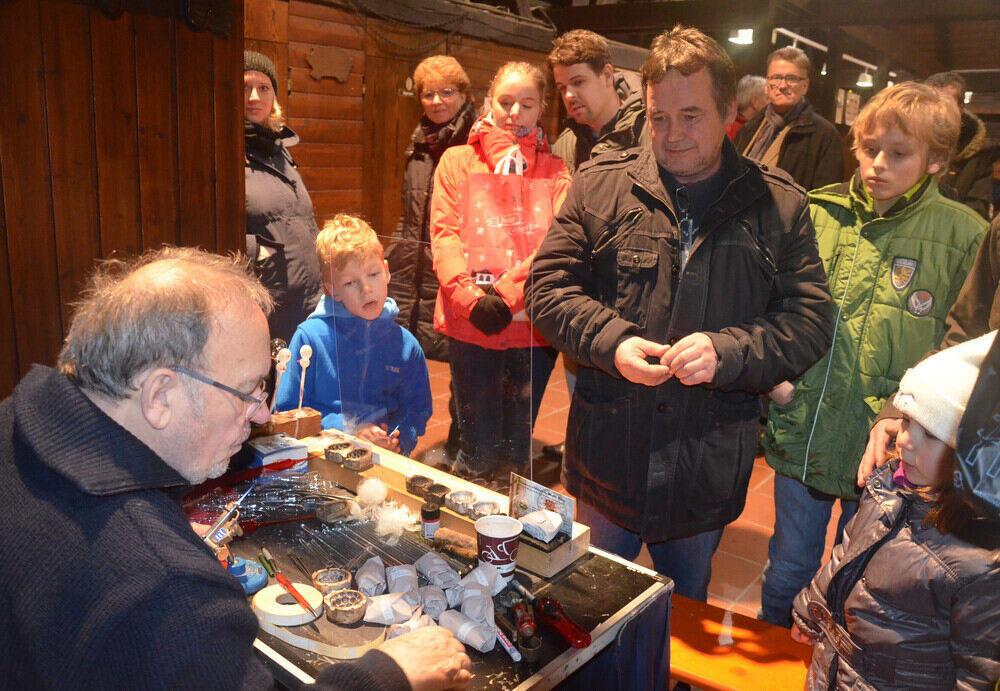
xmin=430 ymin=115 xmax=571 ymax=350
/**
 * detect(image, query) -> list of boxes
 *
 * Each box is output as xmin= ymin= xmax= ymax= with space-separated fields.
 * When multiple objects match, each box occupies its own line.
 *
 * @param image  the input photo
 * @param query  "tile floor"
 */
xmin=412 ymin=355 xmax=843 ymax=620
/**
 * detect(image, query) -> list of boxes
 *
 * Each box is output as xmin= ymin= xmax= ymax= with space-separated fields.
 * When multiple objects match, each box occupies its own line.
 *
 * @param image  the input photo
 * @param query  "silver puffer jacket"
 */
xmin=793 ymin=462 xmax=1000 ymax=690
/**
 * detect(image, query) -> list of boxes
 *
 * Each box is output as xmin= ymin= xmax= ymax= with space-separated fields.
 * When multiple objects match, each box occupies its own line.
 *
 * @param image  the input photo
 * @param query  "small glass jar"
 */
xmin=421 ymin=502 xmax=441 ymax=539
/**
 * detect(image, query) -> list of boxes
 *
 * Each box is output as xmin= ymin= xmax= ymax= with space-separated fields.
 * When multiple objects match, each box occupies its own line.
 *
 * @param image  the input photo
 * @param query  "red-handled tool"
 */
xmin=511 ymin=600 xmax=537 ymax=639
xmin=533 ymin=597 xmax=591 ymax=648
xmin=510 ymin=578 xmax=590 ymax=648
xmin=263 ymin=547 xmax=321 ymax=619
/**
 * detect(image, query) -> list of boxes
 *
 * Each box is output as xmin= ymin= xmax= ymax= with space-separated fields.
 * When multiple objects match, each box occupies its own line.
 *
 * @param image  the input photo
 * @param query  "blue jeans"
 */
xmin=577 ymin=502 xmax=724 ymax=602
xmin=448 ymin=340 xmax=557 ymax=478
xmin=759 ymin=472 xmax=858 ymax=627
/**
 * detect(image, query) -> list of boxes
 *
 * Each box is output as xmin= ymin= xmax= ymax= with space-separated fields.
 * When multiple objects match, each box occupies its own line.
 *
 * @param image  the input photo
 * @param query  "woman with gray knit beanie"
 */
xmin=244 ymin=50 xmax=323 ymax=344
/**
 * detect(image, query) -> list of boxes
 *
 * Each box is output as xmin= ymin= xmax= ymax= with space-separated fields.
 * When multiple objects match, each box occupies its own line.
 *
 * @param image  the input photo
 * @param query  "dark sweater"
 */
xmin=0 ymin=365 xmax=409 ymax=690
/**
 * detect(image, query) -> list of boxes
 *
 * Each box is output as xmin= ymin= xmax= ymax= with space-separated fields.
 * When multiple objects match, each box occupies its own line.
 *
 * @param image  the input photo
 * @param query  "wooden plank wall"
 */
xmin=244 ymin=0 xmax=560 ymax=241
xmin=0 ymin=0 xmax=245 ymax=398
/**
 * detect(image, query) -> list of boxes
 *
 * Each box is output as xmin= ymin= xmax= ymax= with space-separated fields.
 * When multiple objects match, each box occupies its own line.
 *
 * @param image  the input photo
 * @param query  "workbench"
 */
xmin=245 ymin=537 xmax=672 ymax=690
xmin=200 ymin=433 xmax=672 ymax=689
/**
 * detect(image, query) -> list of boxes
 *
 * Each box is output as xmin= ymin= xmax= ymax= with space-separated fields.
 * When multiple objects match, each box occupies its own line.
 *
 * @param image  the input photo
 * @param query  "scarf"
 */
xmin=467 ymin=110 xmax=549 ymax=173
xmin=743 ymin=98 xmax=809 ymax=163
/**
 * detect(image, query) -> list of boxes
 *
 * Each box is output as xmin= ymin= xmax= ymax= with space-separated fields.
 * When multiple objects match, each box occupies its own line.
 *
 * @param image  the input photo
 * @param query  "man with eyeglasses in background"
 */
xmin=0 ymin=247 xmax=471 ymax=690
xmin=735 ymin=46 xmax=844 ymax=192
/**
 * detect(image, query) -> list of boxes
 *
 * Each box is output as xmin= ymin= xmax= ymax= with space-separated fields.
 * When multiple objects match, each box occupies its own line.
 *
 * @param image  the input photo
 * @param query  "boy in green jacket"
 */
xmin=760 ymin=82 xmax=987 ymax=627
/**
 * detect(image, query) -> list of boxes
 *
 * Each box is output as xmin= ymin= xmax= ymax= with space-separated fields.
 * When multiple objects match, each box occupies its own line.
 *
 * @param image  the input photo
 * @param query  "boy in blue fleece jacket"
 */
xmin=275 ymin=214 xmax=432 ymax=455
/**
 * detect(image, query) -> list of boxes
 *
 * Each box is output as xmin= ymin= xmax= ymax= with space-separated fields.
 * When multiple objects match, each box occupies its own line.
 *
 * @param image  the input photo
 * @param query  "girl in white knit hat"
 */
xmin=790 ymin=331 xmax=1000 ymax=690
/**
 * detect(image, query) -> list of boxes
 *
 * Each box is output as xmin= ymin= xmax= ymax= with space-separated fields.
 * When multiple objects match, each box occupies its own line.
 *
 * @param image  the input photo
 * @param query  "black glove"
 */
xmin=468 ymin=294 xmax=513 ymax=335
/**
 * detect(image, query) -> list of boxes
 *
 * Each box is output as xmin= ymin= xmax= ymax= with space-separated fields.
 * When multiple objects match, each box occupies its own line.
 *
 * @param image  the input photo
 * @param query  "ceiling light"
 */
xmin=857 ymin=70 xmax=873 ymax=88
xmin=820 ymin=63 xmax=827 ymax=76
xmin=728 ymin=29 xmax=753 ymax=45
xmin=964 ymin=91 xmax=973 ymax=104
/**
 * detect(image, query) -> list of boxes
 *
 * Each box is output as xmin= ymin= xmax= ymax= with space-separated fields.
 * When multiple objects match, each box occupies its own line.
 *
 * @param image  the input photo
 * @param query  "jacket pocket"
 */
xmin=614 ymin=247 xmax=659 ymax=329
xmin=591 ymin=207 xmax=645 ymax=261
xmin=688 ymin=393 xmax=758 ymax=507
xmin=565 ymin=390 xmax=632 ymax=493
xmin=735 ymin=219 xmax=777 ymax=280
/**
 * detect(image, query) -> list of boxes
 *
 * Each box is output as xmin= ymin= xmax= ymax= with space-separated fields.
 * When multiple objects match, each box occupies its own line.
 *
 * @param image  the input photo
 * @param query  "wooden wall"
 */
xmin=244 ymin=0 xmax=560 ymax=241
xmin=0 ymin=0 xmax=245 ymax=398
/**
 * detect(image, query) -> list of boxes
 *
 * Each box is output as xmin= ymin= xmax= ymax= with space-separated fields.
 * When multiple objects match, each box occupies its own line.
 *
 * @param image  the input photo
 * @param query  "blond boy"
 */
xmin=760 ymin=82 xmax=988 ymax=627
xmin=275 ymin=215 xmax=432 ymax=454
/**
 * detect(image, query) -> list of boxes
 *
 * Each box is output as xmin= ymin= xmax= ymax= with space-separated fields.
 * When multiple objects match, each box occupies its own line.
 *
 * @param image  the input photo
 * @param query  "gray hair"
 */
xmin=767 ymin=46 xmax=811 ymax=78
xmin=59 ymin=246 xmax=274 ymax=400
xmin=736 ymin=75 xmax=766 ymax=110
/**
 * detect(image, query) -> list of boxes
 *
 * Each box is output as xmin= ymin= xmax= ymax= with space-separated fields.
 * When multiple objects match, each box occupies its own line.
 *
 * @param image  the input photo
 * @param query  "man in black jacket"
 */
xmin=0 ymin=247 xmax=471 ymax=690
xmin=526 ymin=26 xmax=832 ymax=601
xmin=735 ymin=46 xmax=844 ymax=193
xmin=549 ymin=29 xmax=649 ymax=175
xmin=541 ymin=29 xmax=651 ymax=461
xmin=926 ymin=71 xmax=994 ymax=220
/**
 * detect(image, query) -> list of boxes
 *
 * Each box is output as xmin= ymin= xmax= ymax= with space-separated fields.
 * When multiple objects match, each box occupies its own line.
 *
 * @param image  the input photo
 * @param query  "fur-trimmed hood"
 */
xmin=956 ymin=110 xmax=987 ymax=163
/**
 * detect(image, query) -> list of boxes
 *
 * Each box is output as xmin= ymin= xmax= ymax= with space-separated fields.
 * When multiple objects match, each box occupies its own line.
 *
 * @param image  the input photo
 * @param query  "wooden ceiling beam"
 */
xmin=548 ymin=0 xmax=998 ymax=32
xmin=547 ymin=0 xmax=773 ymax=35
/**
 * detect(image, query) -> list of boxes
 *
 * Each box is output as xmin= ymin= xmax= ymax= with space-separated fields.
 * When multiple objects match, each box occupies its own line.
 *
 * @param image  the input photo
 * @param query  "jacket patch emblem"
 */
xmin=906 ymin=289 xmax=934 ymax=317
xmin=891 ymin=257 xmax=918 ymax=290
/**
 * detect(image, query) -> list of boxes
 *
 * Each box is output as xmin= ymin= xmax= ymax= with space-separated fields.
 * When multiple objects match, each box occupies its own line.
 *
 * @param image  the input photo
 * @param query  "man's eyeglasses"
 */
xmin=767 ymin=75 xmax=806 ymax=86
xmin=420 ymin=88 xmax=457 ymax=102
xmin=169 ymin=366 xmax=267 ymax=420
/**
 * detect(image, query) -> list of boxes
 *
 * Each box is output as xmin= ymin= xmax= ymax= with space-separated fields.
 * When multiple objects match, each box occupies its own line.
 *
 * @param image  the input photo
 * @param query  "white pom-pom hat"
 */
xmin=895 ymin=330 xmax=997 ymax=448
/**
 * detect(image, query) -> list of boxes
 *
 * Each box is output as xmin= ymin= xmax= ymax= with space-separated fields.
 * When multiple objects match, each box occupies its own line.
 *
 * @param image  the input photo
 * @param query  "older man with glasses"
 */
xmin=0 ymin=247 xmax=471 ymax=690
xmin=735 ymin=46 xmax=844 ymax=192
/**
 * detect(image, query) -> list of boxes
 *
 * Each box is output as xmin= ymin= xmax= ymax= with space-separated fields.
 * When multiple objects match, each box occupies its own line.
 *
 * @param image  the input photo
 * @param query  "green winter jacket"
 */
xmin=764 ymin=174 xmax=986 ymax=498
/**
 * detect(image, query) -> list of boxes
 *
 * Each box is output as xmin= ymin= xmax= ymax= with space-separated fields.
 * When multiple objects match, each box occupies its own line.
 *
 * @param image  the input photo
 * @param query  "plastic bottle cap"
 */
xmin=421 ymin=502 xmax=441 ymax=520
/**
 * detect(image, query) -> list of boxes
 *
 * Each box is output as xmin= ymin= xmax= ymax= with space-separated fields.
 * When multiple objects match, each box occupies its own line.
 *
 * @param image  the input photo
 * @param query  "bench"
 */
xmin=670 ymin=594 xmax=811 ymax=690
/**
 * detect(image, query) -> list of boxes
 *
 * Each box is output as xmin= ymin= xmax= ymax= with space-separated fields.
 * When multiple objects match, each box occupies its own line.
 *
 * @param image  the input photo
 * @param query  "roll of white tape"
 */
xmin=252 ymin=583 xmax=323 ymax=627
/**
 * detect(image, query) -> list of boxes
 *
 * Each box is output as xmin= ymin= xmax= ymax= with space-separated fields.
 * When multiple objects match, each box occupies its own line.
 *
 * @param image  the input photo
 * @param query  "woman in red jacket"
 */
xmin=430 ymin=61 xmax=572 ymax=487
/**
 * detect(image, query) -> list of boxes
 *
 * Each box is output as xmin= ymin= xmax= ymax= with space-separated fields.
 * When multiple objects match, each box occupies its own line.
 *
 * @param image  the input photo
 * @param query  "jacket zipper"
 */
xmin=592 ymin=207 xmax=644 ymax=259
xmin=737 ymin=220 xmax=777 ymax=275
xmin=801 ymin=235 xmax=862 ymax=482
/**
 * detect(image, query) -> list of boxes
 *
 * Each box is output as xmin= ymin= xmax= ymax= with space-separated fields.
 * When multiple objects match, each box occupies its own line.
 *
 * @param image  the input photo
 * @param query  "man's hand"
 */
xmin=857 ymin=417 xmax=901 ymax=487
xmin=379 ymin=626 xmax=472 ymax=691
xmin=354 ymin=423 xmax=400 ymax=453
xmin=614 ymin=336 xmax=671 ymax=386
xmin=768 ymin=381 xmax=795 ymax=405
xmin=189 ymin=521 xmax=211 ymax=537
xmin=660 ymin=333 xmax=719 ymax=386
xmin=790 ymin=622 xmax=813 ymax=646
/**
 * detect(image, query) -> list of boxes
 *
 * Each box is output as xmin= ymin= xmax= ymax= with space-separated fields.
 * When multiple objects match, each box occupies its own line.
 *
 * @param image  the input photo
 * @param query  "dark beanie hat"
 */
xmin=244 ymin=50 xmax=278 ymax=91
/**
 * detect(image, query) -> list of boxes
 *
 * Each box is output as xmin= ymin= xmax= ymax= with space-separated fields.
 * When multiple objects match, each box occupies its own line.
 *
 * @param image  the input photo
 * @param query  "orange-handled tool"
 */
xmin=263 ymin=547 xmax=321 ymax=618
